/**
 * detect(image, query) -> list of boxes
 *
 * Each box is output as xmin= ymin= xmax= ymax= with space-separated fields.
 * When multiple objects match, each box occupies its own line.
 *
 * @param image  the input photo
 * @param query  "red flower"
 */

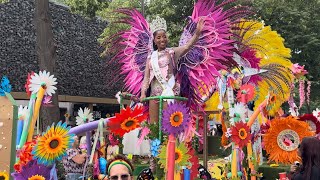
xmin=230 ymin=121 xmax=251 ymax=148
xmin=25 ymin=72 xmax=34 ymax=97
xmin=107 ymin=105 xmax=148 ymax=137
xmin=237 ymin=84 xmax=255 ymax=104
xmin=14 ymin=140 xmax=36 ymax=172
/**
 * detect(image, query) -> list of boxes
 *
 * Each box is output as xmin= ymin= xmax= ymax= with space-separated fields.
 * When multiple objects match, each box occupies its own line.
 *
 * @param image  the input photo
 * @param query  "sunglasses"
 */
xmin=109 ymin=174 xmax=130 ymax=180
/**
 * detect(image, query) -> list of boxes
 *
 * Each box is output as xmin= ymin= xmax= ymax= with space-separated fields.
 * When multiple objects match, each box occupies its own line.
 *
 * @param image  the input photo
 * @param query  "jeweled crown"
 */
xmin=150 ymin=16 xmax=167 ymax=34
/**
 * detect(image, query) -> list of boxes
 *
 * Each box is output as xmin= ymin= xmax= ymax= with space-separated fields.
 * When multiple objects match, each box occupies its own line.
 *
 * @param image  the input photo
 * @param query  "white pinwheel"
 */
xmin=229 ymin=103 xmax=247 ymax=125
xmin=312 ymin=108 xmax=320 ymax=122
xmin=29 ymin=70 xmax=57 ymax=96
xmin=18 ymin=105 xmax=29 ymax=120
xmin=76 ymin=107 xmax=93 ymax=125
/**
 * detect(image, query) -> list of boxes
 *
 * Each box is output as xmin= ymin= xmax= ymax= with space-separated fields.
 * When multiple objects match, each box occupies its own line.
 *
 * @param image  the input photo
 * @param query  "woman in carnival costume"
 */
xmin=140 ymin=16 xmax=204 ymax=123
xmin=104 ymin=0 xmax=250 ymax=117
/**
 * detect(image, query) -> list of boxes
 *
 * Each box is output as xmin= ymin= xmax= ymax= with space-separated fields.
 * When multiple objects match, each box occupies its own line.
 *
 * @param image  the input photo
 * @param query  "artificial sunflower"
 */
xmin=264 ymin=116 xmax=314 ymax=164
xmin=162 ymin=102 xmax=190 ymax=136
xmin=230 ymin=121 xmax=251 ymax=148
xmin=28 ymin=174 xmax=46 ymax=180
xmin=107 ymin=105 xmax=148 ymax=137
xmin=0 ymin=171 xmax=9 ymax=180
xmin=32 ymin=121 xmax=74 ymax=165
xmin=158 ymin=141 xmax=191 ymax=172
xmin=12 ymin=160 xmax=53 ymax=180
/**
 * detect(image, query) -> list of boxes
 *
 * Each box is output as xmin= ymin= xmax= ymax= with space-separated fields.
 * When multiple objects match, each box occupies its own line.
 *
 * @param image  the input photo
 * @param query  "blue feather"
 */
xmin=0 ymin=76 xmax=12 ymax=96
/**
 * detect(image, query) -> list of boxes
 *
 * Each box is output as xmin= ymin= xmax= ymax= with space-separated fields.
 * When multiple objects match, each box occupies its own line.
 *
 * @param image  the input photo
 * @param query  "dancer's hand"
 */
xmin=196 ymin=18 xmax=205 ymax=35
xmin=140 ymin=94 xmax=146 ymax=102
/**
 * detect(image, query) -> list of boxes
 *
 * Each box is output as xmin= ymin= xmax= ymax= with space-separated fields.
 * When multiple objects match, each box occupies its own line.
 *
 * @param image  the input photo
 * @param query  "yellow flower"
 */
xmin=28 ymin=174 xmax=46 ymax=180
xmin=33 ymin=122 xmax=74 ymax=165
xmin=0 ymin=171 xmax=9 ymax=180
xmin=238 ymin=128 xmax=248 ymax=140
xmin=175 ymin=148 xmax=183 ymax=164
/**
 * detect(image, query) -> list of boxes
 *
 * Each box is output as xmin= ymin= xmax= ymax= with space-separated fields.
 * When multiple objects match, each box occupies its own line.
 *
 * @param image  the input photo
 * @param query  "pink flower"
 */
xmin=292 ymin=63 xmax=308 ymax=78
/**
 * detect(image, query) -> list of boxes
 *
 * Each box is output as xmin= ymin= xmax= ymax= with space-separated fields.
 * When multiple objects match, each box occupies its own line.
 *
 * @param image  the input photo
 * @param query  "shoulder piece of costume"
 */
xmin=177 ymin=0 xmax=251 ymax=109
xmin=103 ymin=8 xmax=152 ymax=95
xmin=234 ymin=20 xmax=294 ymax=116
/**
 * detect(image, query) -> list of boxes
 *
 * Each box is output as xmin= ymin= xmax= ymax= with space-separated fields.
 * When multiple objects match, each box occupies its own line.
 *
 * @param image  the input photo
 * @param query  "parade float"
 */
xmin=0 ymin=0 xmax=318 ymax=180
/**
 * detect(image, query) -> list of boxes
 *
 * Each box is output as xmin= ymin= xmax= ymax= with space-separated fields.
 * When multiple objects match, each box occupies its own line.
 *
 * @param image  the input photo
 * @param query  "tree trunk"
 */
xmin=34 ymin=0 xmax=60 ymax=132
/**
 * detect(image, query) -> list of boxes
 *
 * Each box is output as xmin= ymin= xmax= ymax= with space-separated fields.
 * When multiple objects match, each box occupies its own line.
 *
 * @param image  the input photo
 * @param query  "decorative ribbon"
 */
xmin=151 ymin=51 xmax=175 ymax=102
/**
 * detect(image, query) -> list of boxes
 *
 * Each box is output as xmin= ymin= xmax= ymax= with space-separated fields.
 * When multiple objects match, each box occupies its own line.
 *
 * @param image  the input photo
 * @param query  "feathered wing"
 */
xmin=177 ymin=0 xmax=251 ymax=109
xmin=103 ymin=9 xmax=152 ymax=95
xmin=235 ymin=20 xmax=294 ymax=116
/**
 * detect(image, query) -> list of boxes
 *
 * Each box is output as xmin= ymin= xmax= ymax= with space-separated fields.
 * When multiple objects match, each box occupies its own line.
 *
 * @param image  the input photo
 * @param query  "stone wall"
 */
xmin=0 ymin=0 xmax=122 ymax=98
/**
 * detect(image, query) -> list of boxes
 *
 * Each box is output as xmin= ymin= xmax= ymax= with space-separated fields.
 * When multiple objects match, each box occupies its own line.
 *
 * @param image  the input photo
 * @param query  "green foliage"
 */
xmin=54 ymin=0 xmax=109 ymax=18
xmin=145 ymin=0 xmax=195 ymax=47
xmin=0 ymin=0 xmax=9 ymax=3
xmin=97 ymin=0 xmax=141 ymax=45
xmin=250 ymin=0 xmax=320 ymax=111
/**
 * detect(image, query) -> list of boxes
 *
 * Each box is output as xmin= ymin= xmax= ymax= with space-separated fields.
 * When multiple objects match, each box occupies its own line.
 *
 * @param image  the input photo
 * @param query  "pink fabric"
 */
xmin=148 ymin=48 xmax=180 ymax=96
xmin=149 ymin=48 xmax=175 ymax=84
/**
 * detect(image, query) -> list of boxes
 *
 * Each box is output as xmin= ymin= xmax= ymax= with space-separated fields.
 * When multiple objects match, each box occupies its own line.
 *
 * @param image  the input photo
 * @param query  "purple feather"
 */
xmin=12 ymin=160 xmax=53 ymax=180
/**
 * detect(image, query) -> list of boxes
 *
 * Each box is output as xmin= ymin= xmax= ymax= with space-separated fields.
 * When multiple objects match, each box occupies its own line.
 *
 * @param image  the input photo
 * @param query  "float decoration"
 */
xmin=299 ymin=114 xmax=320 ymax=133
xmin=76 ymin=107 xmax=94 ymax=126
xmin=12 ymin=160 xmax=54 ymax=180
xmin=162 ymin=102 xmax=190 ymax=136
xmin=230 ymin=121 xmax=251 ymax=149
xmin=32 ymin=122 xmax=74 ymax=166
xmin=235 ymin=20 xmax=294 ymax=116
xmin=27 ymin=71 xmax=57 ymax=141
xmin=264 ymin=116 xmax=314 ymax=164
xmin=158 ymin=142 xmax=191 ymax=172
xmin=0 ymin=171 xmax=9 ymax=180
xmin=107 ymin=105 xmax=148 ymax=137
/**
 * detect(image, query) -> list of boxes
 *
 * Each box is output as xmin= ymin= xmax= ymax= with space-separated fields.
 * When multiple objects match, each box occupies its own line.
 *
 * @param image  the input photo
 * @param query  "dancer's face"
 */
xmin=154 ymin=30 xmax=168 ymax=51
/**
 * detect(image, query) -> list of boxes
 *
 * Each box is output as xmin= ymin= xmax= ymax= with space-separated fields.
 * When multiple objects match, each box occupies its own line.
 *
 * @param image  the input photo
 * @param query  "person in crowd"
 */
xmin=98 ymin=154 xmax=134 ymax=180
xmin=290 ymin=136 xmax=320 ymax=180
xmin=62 ymin=136 xmax=87 ymax=180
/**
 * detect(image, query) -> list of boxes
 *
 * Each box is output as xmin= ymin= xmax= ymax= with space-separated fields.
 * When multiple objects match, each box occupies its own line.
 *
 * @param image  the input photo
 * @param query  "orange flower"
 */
xmin=264 ymin=116 xmax=314 ymax=164
xmin=169 ymin=112 xmax=184 ymax=127
xmin=108 ymin=105 xmax=148 ymax=137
